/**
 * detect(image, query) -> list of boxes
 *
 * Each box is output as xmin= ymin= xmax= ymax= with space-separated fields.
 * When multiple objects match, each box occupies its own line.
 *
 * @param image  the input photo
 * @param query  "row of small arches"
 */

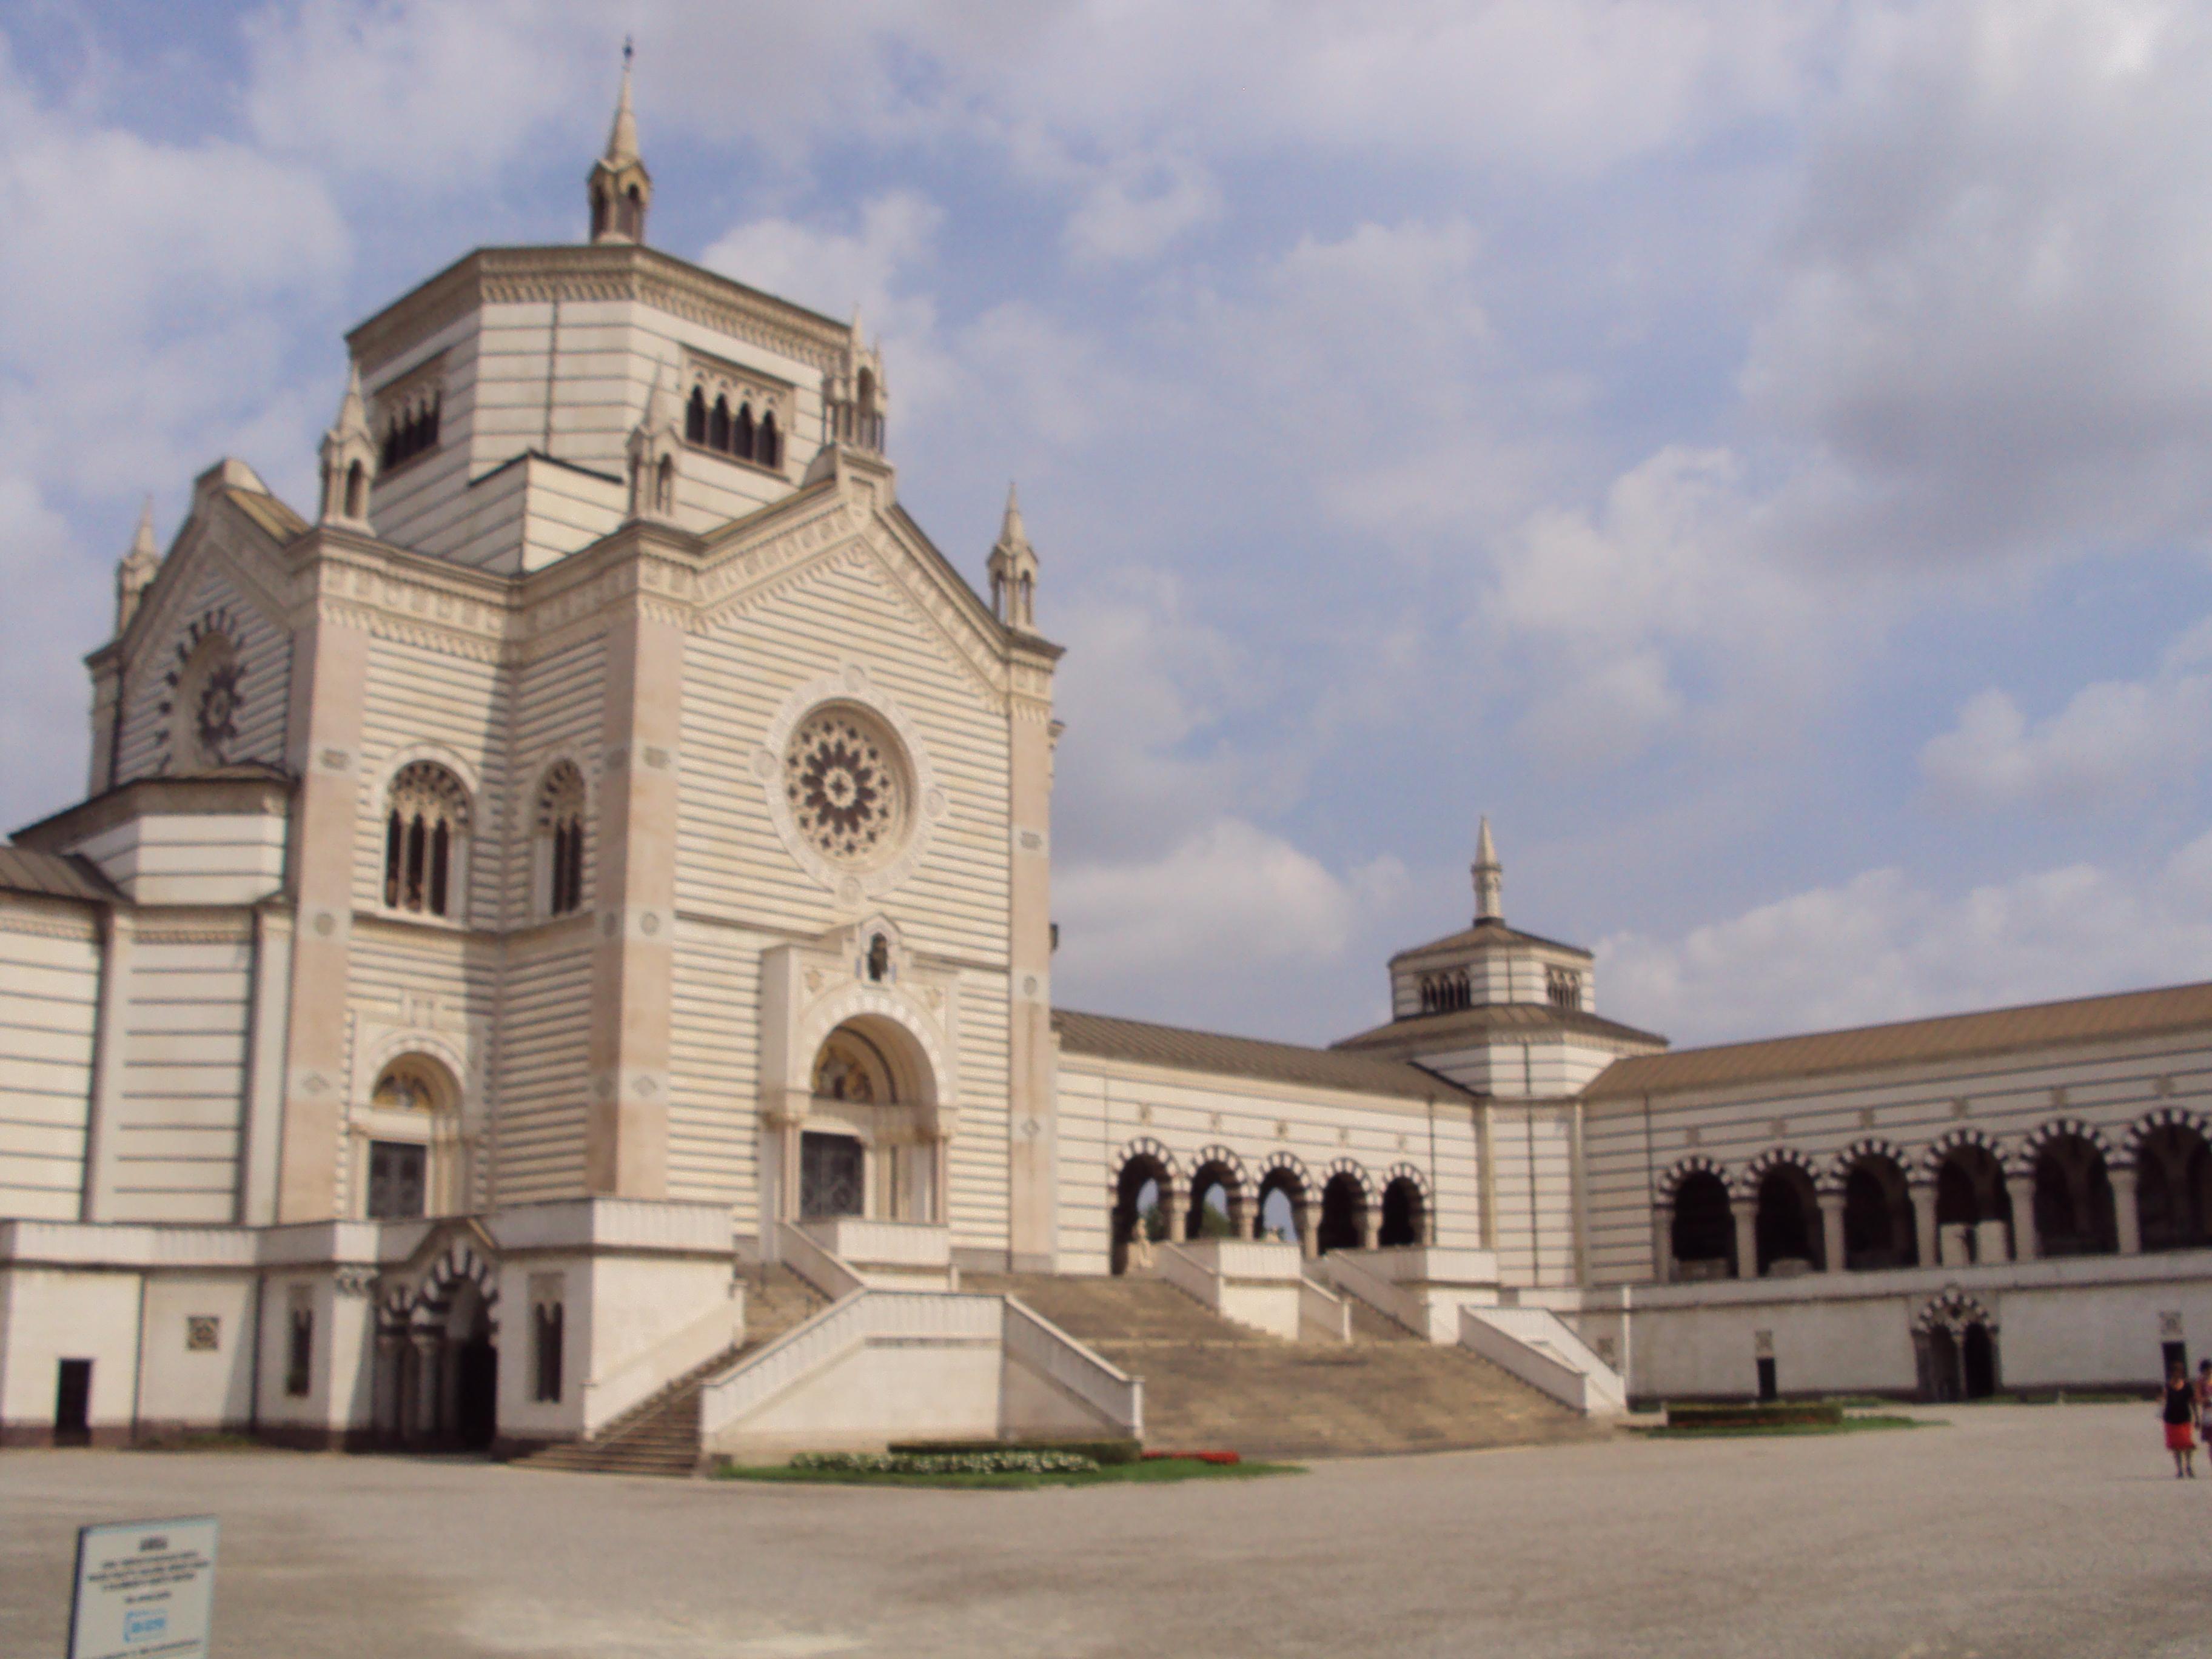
xmin=686 ymin=387 xmax=782 ymax=469
xmin=379 ymin=759 xmax=588 ymax=922
xmin=1657 ymin=1111 xmax=2212 ymax=1278
xmin=1108 ymin=1141 xmax=1430 ymax=1271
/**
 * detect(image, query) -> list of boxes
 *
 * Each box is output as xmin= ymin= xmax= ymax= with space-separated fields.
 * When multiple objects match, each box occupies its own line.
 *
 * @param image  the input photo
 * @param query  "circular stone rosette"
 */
xmin=759 ymin=668 xmax=947 ymax=902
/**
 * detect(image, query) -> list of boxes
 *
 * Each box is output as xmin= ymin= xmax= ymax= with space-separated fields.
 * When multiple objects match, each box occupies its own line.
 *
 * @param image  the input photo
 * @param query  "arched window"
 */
xmin=383 ymin=762 xmax=470 ymax=919
xmin=380 ymin=393 xmax=441 ymax=471
xmin=2137 ymin=1119 xmax=2212 ymax=1252
xmin=344 ymin=460 xmax=366 ymax=519
xmin=1933 ymin=1140 xmax=2013 ymax=1264
xmin=759 ymin=410 xmax=780 ymax=469
xmin=535 ymin=762 xmax=586 ymax=917
xmin=708 ymin=395 xmax=731 ymax=452
xmin=1546 ymin=967 xmax=1582 ymax=1011
xmin=1379 ymin=1175 xmax=1425 ymax=1247
xmin=654 ymin=455 xmax=674 ymax=514
xmin=1840 ymin=1154 xmax=1917 ymax=1270
xmin=1185 ymin=1160 xmax=1243 ymax=1240
xmin=734 ymin=403 xmax=756 ymax=462
xmin=2031 ymin=1132 xmax=2117 ymax=1257
xmin=1317 ymin=1171 xmax=1369 ymax=1253
xmin=1754 ymin=1164 xmax=1823 ymax=1275
xmin=685 ymin=386 xmax=707 ymax=444
xmin=1669 ymin=1169 xmax=1735 ymax=1279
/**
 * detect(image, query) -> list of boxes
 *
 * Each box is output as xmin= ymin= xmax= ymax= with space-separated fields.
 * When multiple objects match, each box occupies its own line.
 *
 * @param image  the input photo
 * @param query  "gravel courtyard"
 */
xmin=4 ymin=1403 xmax=2207 ymax=1658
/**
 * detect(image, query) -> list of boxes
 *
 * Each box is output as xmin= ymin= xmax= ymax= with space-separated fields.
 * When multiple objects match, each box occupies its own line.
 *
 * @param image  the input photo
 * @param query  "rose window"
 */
xmin=785 ymin=707 xmax=908 ymax=866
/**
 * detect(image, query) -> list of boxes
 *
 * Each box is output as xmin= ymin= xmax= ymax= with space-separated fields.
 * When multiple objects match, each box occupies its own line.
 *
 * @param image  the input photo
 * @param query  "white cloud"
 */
xmin=1600 ymin=837 xmax=2212 ymax=1046
xmin=1062 ymin=154 xmax=1219 ymax=265
xmin=0 ymin=45 xmax=349 ymax=829
xmin=1054 ymin=817 xmax=1407 ymax=1007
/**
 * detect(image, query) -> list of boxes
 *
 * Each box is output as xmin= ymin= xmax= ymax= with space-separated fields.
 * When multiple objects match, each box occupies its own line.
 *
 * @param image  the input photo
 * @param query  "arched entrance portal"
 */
xmin=1669 ymin=1169 xmax=1735 ymax=1280
xmin=376 ymin=1238 xmax=501 ymax=1450
xmin=1915 ymin=1292 xmax=2000 ymax=1403
xmin=793 ymin=1017 xmax=945 ymax=1225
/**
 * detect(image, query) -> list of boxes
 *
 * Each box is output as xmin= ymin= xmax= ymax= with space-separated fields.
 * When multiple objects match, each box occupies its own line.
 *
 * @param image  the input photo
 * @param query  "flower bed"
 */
xmin=888 ymin=1438 xmax=1141 ymax=1466
xmin=1141 ymin=1450 xmax=1241 ymax=1465
xmin=1664 ymin=1401 xmax=1845 ymax=1430
xmin=790 ymin=1448 xmax=1100 ymax=1476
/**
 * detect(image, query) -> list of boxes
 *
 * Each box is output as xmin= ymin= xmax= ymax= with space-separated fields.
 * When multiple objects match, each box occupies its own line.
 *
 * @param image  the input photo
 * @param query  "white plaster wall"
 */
xmin=0 ymin=1267 xmax=140 ymax=1433
xmin=75 ymin=815 xmax=286 ymax=907
xmin=110 ymin=927 xmax=253 ymax=1224
xmin=708 ymin=1336 xmax=1004 ymax=1456
xmin=0 ymin=907 xmax=99 ymax=1219
xmin=255 ymin=1275 xmax=380 ymax=1435
xmin=136 ymin=1273 xmax=257 ymax=1429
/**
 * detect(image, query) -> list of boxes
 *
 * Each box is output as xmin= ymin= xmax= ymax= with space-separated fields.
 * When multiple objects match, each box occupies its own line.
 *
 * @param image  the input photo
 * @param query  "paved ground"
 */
xmin=4 ymin=1404 xmax=2209 ymax=1658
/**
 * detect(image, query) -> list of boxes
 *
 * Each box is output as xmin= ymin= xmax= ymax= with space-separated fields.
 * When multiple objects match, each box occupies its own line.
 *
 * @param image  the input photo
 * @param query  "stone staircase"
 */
xmin=967 ymin=1272 xmax=1603 ymax=1460
xmin=514 ymin=1263 xmax=830 ymax=1478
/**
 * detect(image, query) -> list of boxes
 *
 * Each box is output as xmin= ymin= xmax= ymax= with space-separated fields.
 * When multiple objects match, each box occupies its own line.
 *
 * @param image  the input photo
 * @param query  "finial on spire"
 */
xmin=988 ymin=481 xmax=1041 ymax=631
xmin=130 ymin=495 xmax=158 ymax=561
xmin=1472 ymin=816 xmax=1503 ymax=923
xmin=588 ymin=42 xmax=652 ymax=244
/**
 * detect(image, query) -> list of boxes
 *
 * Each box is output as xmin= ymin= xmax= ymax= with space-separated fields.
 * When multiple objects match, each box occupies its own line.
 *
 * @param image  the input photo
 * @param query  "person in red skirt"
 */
xmin=2163 ymin=1359 xmax=2197 ymax=1478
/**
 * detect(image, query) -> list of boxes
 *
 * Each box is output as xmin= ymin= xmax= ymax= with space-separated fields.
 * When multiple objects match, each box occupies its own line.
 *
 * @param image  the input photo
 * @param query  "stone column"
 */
xmin=1911 ymin=1182 xmax=1939 ymax=1270
xmin=1004 ymin=635 xmax=1062 ymax=1272
xmin=1228 ymin=1191 xmax=1255 ymax=1239
xmin=584 ymin=549 xmax=685 ymax=1200
xmin=2005 ymin=1173 xmax=2039 ymax=1261
xmin=2113 ymin=1164 xmax=2143 ymax=1255
xmin=276 ymin=600 xmax=372 ymax=1222
xmin=1159 ymin=1176 xmax=1188 ymax=1243
xmin=1733 ymin=1204 xmax=1760 ymax=1280
xmin=1652 ymin=1202 xmax=1675 ymax=1284
xmin=1295 ymin=1198 xmax=1319 ymax=1260
xmin=1818 ymin=1191 xmax=1846 ymax=1273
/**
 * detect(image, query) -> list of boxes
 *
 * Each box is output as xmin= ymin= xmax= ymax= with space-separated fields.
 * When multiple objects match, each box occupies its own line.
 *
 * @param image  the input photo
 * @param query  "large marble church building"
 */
xmin=6 ymin=68 xmax=2212 ymax=1456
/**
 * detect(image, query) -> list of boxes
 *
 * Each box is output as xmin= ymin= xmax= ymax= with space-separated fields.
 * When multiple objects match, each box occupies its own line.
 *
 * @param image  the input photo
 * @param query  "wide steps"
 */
xmin=514 ymin=1263 xmax=830 ymax=1478
xmin=971 ymin=1272 xmax=1600 ymax=1460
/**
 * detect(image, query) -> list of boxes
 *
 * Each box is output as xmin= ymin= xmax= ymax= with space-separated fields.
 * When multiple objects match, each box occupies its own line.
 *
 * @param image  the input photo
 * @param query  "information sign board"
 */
xmin=67 ymin=1517 xmax=219 ymax=1659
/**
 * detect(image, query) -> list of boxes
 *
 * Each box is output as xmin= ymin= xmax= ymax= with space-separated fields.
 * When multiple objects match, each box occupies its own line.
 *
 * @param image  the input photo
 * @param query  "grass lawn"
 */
xmin=714 ymin=1456 xmax=1303 ymax=1490
xmin=1629 ymin=1414 xmax=1928 ymax=1440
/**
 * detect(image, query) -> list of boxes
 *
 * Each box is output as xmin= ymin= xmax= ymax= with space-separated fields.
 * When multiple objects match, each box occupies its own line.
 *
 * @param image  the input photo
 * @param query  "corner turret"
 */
xmin=317 ymin=364 xmax=377 ymax=531
xmin=115 ymin=498 xmax=159 ymax=634
xmin=988 ymin=483 xmax=1041 ymax=631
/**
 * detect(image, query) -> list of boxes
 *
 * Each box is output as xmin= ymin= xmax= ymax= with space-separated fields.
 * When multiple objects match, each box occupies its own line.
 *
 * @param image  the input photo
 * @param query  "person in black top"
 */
xmin=2163 ymin=1361 xmax=2197 ymax=1479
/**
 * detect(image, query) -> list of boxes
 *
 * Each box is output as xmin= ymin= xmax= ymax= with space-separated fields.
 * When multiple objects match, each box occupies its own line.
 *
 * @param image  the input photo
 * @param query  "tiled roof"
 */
xmin=0 ymin=845 xmax=116 ymax=904
xmin=1334 ymin=1000 xmax=1667 ymax=1054
xmin=1389 ymin=916 xmax=1593 ymax=964
xmin=1052 ymin=1009 xmax=1470 ymax=1103
xmin=1583 ymin=979 xmax=2212 ymax=1101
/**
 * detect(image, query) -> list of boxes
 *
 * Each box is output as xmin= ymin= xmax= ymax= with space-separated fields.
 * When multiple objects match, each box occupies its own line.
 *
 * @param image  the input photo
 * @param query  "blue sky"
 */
xmin=9 ymin=1 xmax=2212 ymax=1049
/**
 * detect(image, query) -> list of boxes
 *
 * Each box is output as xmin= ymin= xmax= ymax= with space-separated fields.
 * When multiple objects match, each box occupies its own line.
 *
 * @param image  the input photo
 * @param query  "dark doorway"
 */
xmin=455 ymin=1331 xmax=498 ymax=1449
xmin=1921 ymin=1327 xmax=1962 ymax=1403
xmin=800 ymin=1131 xmax=865 ymax=1219
xmin=1754 ymin=1167 xmax=1822 ymax=1274
xmin=1755 ymin=1356 xmax=1778 ymax=1401
xmin=1842 ymin=1158 xmax=1917 ymax=1270
xmin=1963 ymin=1323 xmax=1999 ymax=1399
xmin=54 ymin=1358 xmax=92 ymax=1445
xmin=1317 ymin=1173 xmax=1367 ymax=1254
xmin=1378 ymin=1178 xmax=1424 ymax=1247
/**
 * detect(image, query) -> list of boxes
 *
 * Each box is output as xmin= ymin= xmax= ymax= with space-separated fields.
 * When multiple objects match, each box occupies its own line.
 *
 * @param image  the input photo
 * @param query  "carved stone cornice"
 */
xmin=346 ymin=244 xmax=854 ymax=379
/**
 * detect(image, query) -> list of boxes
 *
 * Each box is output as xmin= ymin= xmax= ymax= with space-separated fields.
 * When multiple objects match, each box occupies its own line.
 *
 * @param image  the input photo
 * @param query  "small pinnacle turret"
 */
xmin=626 ymin=359 xmax=682 ymax=523
xmin=988 ymin=482 xmax=1041 ymax=631
xmin=1472 ymin=816 xmax=1503 ymax=923
xmin=115 ymin=498 xmax=159 ymax=634
xmin=588 ymin=41 xmax=652 ymax=245
xmin=317 ymin=363 xmax=377 ymax=530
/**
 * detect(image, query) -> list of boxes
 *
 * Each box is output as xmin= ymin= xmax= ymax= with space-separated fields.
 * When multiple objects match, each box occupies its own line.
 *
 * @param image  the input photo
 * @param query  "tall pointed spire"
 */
xmin=988 ymin=481 xmax=1041 ymax=631
xmin=588 ymin=39 xmax=652 ymax=245
xmin=605 ymin=37 xmax=640 ymax=167
xmin=1472 ymin=816 xmax=1503 ymax=923
xmin=115 ymin=497 xmax=160 ymax=634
